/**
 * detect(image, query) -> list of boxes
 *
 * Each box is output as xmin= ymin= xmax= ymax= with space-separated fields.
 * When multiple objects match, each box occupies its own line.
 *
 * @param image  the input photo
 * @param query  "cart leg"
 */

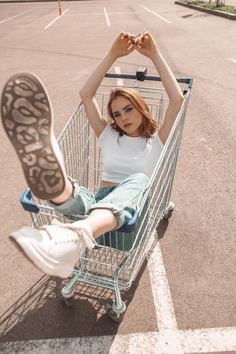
xmin=61 ymin=271 xmax=79 ymax=306
xmin=105 ymin=282 xmax=126 ymax=322
xmin=163 ymin=201 xmax=175 ymax=219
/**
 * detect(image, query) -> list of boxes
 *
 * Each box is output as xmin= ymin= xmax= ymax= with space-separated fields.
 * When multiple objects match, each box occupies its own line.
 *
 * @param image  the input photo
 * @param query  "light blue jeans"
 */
xmin=49 ymin=173 xmax=149 ymax=229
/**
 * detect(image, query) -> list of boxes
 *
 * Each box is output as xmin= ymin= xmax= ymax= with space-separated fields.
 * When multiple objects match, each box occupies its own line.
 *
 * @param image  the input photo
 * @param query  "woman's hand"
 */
xmin=134 ymin=32 xmax=159 ymax=59
xmin=110 ymin=32 xmax=135 ymax=59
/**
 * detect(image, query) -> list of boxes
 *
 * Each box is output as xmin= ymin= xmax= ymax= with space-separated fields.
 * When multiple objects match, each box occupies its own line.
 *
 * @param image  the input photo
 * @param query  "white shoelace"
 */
xmin=43 ymin=219 xmax=96 ymax=250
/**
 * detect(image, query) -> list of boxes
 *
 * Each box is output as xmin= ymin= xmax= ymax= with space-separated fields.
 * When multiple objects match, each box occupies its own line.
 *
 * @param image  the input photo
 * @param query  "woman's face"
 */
xmin=111 ymin=96 xmax=143 ymax=137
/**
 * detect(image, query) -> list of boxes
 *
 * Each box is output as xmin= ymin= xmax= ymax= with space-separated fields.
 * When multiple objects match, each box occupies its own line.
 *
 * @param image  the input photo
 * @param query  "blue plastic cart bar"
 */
xmin=20 ymin=189 xmax=39 ymax=213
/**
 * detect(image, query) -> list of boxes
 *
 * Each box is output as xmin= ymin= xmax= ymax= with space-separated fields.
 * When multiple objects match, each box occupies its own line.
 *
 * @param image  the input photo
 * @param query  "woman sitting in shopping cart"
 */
xmin=1 ymin=32 xmax=184 ymax=279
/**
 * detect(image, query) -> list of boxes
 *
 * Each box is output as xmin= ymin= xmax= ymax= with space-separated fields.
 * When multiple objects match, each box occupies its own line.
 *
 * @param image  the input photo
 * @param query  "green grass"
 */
xmin=183 ymin=1 xmax=236 ymax=14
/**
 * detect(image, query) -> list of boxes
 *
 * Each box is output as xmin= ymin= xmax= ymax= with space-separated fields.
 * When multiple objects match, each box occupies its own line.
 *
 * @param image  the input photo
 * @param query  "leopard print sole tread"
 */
xmin=1 ymin=73 xmax=65 ymax=200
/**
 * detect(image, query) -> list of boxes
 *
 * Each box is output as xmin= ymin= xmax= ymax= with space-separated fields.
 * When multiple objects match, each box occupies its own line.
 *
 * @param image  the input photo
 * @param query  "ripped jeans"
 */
xmin=48 ymin=173 xmax=149 ymax=230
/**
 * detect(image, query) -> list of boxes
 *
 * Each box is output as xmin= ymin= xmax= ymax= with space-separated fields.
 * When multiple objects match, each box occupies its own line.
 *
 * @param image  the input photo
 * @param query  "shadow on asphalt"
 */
xmin=156 ymin=218 xmax=169 ymax=240
xmin=0 ymin=271 xmax=143 ymax=342
xmin=0 ymin=219 xmax=169 ymax=344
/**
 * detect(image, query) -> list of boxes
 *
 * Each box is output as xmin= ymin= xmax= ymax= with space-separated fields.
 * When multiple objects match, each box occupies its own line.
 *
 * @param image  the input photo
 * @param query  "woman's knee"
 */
xmin=48 ymin=181 xmax=95 ymax=217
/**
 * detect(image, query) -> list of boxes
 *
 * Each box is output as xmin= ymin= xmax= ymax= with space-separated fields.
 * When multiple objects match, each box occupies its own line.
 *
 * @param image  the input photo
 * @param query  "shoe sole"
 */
xmin=10 ymin=233 xmax=73 ymax=279
xmin=1 ymin=73 xmax=65 ymax=200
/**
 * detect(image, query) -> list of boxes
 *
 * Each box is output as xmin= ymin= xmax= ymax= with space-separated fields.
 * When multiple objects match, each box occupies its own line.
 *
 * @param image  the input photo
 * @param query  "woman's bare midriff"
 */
xmin=100 ymin=180 xmax=119 ymax=188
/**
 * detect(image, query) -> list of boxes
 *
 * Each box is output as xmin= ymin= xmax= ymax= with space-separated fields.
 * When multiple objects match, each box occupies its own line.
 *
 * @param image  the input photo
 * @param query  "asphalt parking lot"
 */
xmin=0 ymin=0 xmax=235 ymax=353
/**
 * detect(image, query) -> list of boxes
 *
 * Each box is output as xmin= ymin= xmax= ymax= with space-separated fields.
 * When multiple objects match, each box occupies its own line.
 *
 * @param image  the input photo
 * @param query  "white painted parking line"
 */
xmin=147 ymin=237 xmax=184 ymax=353
xmin=115 ymin=67 xmax=124 ymax=86
xmin=180 ymin=327 xmax=236 ymax=352
xmin=44 ymin=8 xmax=69 ymax=30
xmin=140 ymin=4 xmax=171 ymax=24
xmin=0 ymin=10 xmax=32 ymax=25
xmin=104 ymin=7 xmax=111 ymax=26
xmin=148 ymin=240 xmax=178 ymax=330
xmin=1 ymin=327 xmax=236 ymax=353
xmin=147 ymin=233 xmax=236 ymax=353
xmin=229 ymin=58 xmax=236 ymax=64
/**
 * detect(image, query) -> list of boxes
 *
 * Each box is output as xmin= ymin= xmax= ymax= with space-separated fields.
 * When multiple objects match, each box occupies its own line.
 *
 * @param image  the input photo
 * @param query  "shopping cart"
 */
xmin=20 ymin=68 xmax=193 ymax=321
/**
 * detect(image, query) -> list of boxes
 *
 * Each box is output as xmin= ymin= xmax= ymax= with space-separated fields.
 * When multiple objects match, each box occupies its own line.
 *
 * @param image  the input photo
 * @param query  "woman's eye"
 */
xmin=113 ymin=113 xmax=120 ymax=119
xmin=126 ymin=107 xmax=133 ymax=113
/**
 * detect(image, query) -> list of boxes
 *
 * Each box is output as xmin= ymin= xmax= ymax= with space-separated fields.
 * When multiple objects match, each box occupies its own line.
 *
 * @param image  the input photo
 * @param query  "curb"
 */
xmin=175 ymin=1 xmax=236 ymax=20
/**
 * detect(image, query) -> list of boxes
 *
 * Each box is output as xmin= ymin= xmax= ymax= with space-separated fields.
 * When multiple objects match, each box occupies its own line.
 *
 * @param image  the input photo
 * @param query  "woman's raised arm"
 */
xmin=80 ymin=32 xmax=134 ymax=137
xmin=134 ymin=32 xmax=184 ymax=144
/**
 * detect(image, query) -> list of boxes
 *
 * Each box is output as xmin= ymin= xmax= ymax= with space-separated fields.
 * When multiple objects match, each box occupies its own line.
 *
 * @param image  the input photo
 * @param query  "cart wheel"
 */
xmin=163 ymin=209 xmax=173 ymax=220
xmin=105 ymin=300 xmax=126 ymax=322
xmin=60 ymin=284 xmax=75 ymax=307
xmin=163 ymin=201 xmax=175 ymax=220
xmin=61 ymin=296 xmax=74 ymax=308
xmin=60 ymin=283 xmax=75 ymax=297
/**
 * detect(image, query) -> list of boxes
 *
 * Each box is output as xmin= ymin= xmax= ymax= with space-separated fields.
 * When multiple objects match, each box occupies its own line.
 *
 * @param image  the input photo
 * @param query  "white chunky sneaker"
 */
xmin=10 ymin=220 xmax=95 ymax=278
xmin=1 ymin=72 xmax=67 ymax=200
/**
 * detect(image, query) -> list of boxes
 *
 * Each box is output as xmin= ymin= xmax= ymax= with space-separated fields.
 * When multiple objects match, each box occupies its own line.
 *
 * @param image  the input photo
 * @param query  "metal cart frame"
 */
xmin=21 ymin=69 xmax=193 ymax=321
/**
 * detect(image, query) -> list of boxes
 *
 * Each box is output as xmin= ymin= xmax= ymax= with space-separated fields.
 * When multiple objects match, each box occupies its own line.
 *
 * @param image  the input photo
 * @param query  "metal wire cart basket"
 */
xmin=21 ymin=68 xmax=193 ymax=321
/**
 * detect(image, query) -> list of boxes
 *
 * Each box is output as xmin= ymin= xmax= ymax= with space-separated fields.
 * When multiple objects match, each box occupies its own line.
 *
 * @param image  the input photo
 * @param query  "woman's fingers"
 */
xmin=114 ymin=32 xmax=134 ymax=55
xmin=137 ymin=31 xmax=151 ymax=41
xmin=127 ymin=45 xmax=134 ymax=54
xmin=114 ymin=31 xmax=156 ymax=57
xmin=120 ymin=31 xmax=151 ymax=42
xmin=116 ymin=31 xmax=154 ymax=54
xmin=135 ymin=36 xmax=145 ymax=48
xmin=135 ymin=35 xmax=144 ymax=46
xmin=120 ymin=32 xmax=136 ymax=50
xmin=121 ymin=32 xmax=130 ymax=39
xmin=121 ymin=32 xmax=136 ymax=42
xmin=130 ymin=35 xmax=136 ymax=44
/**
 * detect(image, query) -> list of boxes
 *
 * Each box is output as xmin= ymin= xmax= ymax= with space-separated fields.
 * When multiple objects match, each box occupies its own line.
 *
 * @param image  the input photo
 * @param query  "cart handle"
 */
xmin=20 ymin=189 xmax=39 ymax=213
xmin=105 ymin=68 xmax=193 ymax=89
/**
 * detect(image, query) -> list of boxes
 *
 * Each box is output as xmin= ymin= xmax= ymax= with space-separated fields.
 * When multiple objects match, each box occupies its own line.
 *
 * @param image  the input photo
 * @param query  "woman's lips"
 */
xmin=124 ymin=123 xmax=132 ymax=128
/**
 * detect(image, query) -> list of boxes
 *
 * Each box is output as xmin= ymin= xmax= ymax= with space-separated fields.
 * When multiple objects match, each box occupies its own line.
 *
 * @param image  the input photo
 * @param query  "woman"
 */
xmin=1 ymin=32 xmax=184 ymax=278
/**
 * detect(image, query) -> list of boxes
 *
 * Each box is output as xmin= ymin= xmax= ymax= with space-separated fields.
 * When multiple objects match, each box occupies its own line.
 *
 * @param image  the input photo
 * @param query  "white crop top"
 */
xmin=98 ymin=124 xmax=164 ymax=183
